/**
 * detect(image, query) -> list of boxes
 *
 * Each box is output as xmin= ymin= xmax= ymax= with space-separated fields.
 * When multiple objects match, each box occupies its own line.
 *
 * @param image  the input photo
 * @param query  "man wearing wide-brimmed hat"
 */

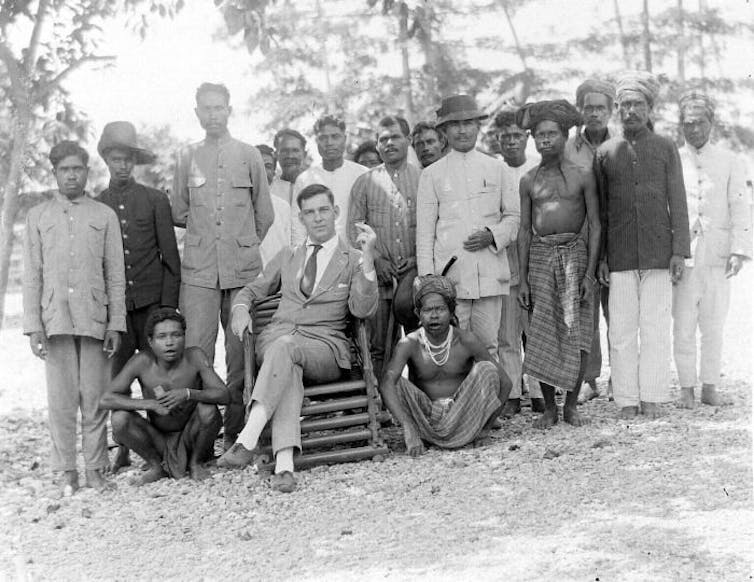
xmin=416 ymin=94 xmax=519 ymax=357
xmin=673 ymin=89 xmax=751 ymax=409
xmin=96 ymin=121 xmax=181 ymax=472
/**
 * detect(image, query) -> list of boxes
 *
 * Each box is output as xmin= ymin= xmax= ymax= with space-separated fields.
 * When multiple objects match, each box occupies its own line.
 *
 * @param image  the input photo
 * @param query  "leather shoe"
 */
xmin=217 ymin=443 xmax=256 ymax=469
xmin=269 ymin=470 xmax=297 ymax=493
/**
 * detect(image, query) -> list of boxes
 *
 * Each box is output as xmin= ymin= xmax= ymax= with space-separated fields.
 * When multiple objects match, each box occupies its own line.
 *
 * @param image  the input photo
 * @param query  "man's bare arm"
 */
xmin=99 ymin=354 xmax=165 ymax=413
xmin=188 ymin=347 xmax=230 ymax=404
xmin=517 ymin=173 xmax=534 ymax=309
xmin=583 ymin=170 xmax=601 ymax=283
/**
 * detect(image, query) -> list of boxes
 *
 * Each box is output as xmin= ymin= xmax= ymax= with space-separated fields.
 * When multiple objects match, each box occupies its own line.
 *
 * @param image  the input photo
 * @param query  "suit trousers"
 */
xmin=609 ymin=269 xmax=672 ymax=407
xmin=456 ymin=295 xmax=503 ymax=357
xmin=45 ymin=335 xmax=110 ymax=471
xmin=498 ymin=286 xmax=541 ymax=399
xmin=672 ymin=263 xmax=730 ymax=387
xmin=180 ymin=284 xmax=244 ymax=438
xmin=251 ymin=334 xmax=341 ymax=455
xmin=368 ymin=285 xmax=403 ymax=381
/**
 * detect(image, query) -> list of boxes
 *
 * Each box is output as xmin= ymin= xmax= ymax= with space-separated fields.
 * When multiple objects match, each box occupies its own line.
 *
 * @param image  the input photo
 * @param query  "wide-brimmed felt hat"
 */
xmin=97 ymin=121 xmax=156 ymax=165
xmin=435 ymin=94 xmax=489 ymax=126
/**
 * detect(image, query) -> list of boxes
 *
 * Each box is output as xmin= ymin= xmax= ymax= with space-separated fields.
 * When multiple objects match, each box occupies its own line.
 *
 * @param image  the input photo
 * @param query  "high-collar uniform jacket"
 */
xmin=233 ymin=237 xmax=378 ymax=370
xmin=171 ymin=133 xmax=273 ymax=289
xmin=97 ymin=178 xmax=180 ymax=309
xmin=416 ymin=148 xmax=519 ymax=298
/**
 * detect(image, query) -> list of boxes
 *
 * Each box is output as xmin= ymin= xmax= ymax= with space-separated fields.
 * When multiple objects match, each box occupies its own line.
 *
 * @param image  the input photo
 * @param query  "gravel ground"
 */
xmin=0 ymin=270 xmax=751 ymax=581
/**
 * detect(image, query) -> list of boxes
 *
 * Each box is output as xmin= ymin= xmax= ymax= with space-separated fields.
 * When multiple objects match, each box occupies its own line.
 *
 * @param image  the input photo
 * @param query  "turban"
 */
xmin=515 ymin=99 xmax=582 ymax=132
xmin=615 ymin=71 xmax=660 ymax=106
xmin=679 ymin=89 xmax=715 ymax=121
xmin=413 ymin=275 xmax=456 ymax=310
xmin=575 ymin=79 xmax=616 ymax=108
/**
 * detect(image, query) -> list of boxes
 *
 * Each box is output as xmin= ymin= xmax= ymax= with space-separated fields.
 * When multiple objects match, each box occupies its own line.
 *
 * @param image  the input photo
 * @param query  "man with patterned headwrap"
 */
xmin=565 ymin=79 xmax=616 ymax=403
xmin=380 ymin=275 xmax=511 ymax=456
xmin=673 ymin=89 xmax=752 ymax=408
xmin=517 ymin=99 xmax=601 ymax=428
xmin=595 ymin=71 xmax=690 ymax=420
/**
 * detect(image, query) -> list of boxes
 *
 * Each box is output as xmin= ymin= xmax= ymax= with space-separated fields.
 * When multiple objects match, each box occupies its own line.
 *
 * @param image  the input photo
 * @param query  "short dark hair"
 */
xmin=410 ymin=121 xmax=445 ymax=145
xmin=493 ymin=107 xmax=520 ymax=131
xmin=353 ymin=140 xmax=379 ymax=164
xmin=377 ymin=115 xmax=410 ymax=138
xmin=273 ymin=128 xmax=307 ymax=151
xmin=145 ymin=307 xmax=186 ymax=339
xmin=49 ymin=141 xmax=89 ymax=168
xmin=296 ymin=183 xmax=335 ymax=209
xmin=256 ymin=144 xmax=275 ymax=159
xmin=195 ymin=82 xmax=230 ymax=105
xmin=313 ymin=114 xmax=346 ymax=135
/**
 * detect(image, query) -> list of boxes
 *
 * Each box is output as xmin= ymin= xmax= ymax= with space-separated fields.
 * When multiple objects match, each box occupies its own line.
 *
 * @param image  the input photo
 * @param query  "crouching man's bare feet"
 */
xmin=404 ymin=428 xmax=426 ymax=457
xmin=640 ymin=401 xmax=663 ymax=419
xmin=677 ymin=387 xmax=695 ymax=409
xmin=60 ymin=470 xmax=79 ymax=497
xmin=85 ymin=469 xmax=116 ymax=492
xmin=189 ymin=463 xmax=211 ymax=481
xmin=563 ymin=405 xmax=588 ymax=426
xmin=501 ymin=398 xmax=521 ymax=418
xmin=138 ymin=463 xmax=168 ymax=486
xmin=619 ymin=405 xmax=639 ymax=420
xmin=534 ymin=407 xmax=558 ymax=429
xmin=701 ymin=384 xmax=723 ymax=407
xmin=109 ymin=445 xmax=131 ymax=474
xmin=577 ymin=379 xmax=600 ymax=404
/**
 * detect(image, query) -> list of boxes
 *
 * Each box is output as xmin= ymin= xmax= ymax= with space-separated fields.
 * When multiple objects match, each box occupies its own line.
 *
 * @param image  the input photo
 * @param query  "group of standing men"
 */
xmin=23 ymin=72 xmax=751 ymax=494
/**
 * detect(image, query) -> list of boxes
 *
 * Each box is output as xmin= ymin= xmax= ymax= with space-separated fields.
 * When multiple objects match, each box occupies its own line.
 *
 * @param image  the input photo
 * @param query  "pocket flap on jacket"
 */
xmin=236 ymin=235 xmax=259 ymax=247
xmin=91 ymin=288 xmax=109 ymax=305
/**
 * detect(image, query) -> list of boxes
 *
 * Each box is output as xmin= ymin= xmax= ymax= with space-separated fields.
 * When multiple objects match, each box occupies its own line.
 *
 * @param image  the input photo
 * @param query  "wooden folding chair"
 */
xmin=242 ymin=293 xmax=389 ymax=469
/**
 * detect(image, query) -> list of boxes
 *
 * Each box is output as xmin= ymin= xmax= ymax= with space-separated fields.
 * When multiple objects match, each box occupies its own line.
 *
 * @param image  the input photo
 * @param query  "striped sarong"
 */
xmin=523 ymin=232 xmax=593 ymax=390
xmin=396 ymin=361 xmax=501 ymax=449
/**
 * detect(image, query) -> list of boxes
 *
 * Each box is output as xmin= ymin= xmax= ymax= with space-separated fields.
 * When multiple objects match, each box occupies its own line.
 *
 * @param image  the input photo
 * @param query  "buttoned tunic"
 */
xmin=416 ymin=149 xmax=519 ymax=298
xmin=23 ymin=193 xmax=126 ymax=339
xmin=172 ymin=133 xmax=273 ymax=289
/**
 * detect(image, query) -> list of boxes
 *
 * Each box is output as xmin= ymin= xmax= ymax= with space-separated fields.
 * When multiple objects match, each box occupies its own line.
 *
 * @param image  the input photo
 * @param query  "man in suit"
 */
xmin=217 ymin=184 xmax=379 ymax=493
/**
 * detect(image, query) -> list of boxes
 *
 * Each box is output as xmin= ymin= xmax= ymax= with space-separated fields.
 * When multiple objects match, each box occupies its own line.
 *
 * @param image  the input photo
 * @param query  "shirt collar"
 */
xmin=204 ymin=131 xmax=232 ymax=147
xmin=305 ymin=233 xmax=339 ymax=252
xmin=576 ymin=128 xmax=610 ymax=151
xmin=54 ymin=191 xmax=87 ymax=205
xmin=107 ymin=177 xmax=136 ymax=194
xmin=622 ymin=125 xmax=650 ymax=141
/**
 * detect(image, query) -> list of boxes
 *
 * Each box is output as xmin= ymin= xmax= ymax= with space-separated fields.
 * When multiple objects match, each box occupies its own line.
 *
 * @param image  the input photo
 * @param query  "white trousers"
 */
xmin=609 ymin=269 xmax=672 ymax=407
xmin=498 ymin=286 xmax=541 ymax=398
xmin=456 ymin=295 xmax=503 ymax=358
xmin=672 ymin=263 xmax=730 ymax=387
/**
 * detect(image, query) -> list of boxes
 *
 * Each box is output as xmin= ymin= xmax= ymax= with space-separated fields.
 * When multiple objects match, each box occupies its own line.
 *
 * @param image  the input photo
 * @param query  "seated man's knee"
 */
xmin=110 ymin=410 xmax=132 ymax=437
xmin=195 ymin=402 xmax=221 ymax=426
xmin=262 ymin=335 xmax=298 ymax=362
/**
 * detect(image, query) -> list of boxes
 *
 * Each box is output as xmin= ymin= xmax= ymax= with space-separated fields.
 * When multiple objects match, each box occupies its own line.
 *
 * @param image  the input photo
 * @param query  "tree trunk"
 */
xmin=612 ymin=0 xmax=631 ymax=68
xmin=677 ymin=0 xmax=685 ymax=84
xmin=398 ymin=2 xmax=415 ymax=123
xmin=697 ymin=0 xmax=706 ymax=79
xmin=0 ymin=105 xmax=32 ymax=330
xmin=641 ymin=0 xmax=652 ymax=72
xmin=500 ymin=0 xmax=529 ymax=74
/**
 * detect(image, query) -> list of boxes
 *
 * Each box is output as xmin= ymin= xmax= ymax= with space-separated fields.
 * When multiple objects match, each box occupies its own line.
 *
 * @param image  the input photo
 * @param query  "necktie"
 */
xmin=300 ymin=244 xmax=323 ymax=298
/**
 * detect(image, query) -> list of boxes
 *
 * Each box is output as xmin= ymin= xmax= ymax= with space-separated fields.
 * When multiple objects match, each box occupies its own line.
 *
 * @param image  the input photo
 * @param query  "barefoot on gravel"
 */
xmin=701 ymin=384 xmax=723 ymax=407
xmin=530 ymin=397 xmax=546 ymax=413
xmin=563 ymin=406 xmax=588 ymax=426
xmin=619 ymin=405 xmax=638 ymax=419
xmin=109 ymin=445 xmax=131 ymax=474
xmin=137 ymin=464 xmax=168 ymax=486
xmin=577 ymin=380 xmax=600 ymax=404
xmin=534 ymin=407 xmax=558 ymax=429
xmin=60 ymin=470 xmax=79 ymax=497
xmin=85 ymin=469 xmax=116 ymax=492
xmin=501 ymin=398 xmax=521 ymax=418
xmin=677 ymin=387 xmax=696 ymax=409
xmin=189 ymin=463 xmax=211 ymax=481
xmin=404 ymin=430 xmax=425 ymax=457
xmin=640 ymin=401 xmax=663 ymax=419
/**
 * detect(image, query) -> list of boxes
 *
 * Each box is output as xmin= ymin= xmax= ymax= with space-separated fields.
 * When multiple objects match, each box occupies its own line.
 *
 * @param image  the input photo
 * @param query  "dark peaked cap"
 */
xmin=515 ymin=99 xmax=582 ymax=132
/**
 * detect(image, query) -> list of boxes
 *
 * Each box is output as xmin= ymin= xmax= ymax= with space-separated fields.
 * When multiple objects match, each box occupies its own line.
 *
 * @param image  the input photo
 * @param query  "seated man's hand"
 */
xmin=230 ymin=306 xmax=252 ymax=341
xmin=149 ymin=400 xmax=171 ymax=416
xmin=353 ymin=222 xmax=377 ymax=253
xmin=462 ymin=229 xmax=494 ymax=252
xmin=158 ymin=389 xmax=188 ymax=411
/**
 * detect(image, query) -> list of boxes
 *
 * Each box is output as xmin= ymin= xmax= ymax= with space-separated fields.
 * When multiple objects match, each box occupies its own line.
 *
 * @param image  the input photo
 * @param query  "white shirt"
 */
xmin=291 ymin=160 xmax=367 ymax=246
xmin=302 ymin=234 xmax=376 ymax=292
xmin=270 ymin=175 xmax=295 ymax=207
xmin=259 ymin=196 xmax=292 ymax=267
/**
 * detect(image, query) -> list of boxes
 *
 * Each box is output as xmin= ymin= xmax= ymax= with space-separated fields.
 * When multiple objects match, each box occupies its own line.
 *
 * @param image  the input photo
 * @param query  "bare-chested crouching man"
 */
xmin=517 ymin=100 xmax=601 ymax=428
xmin=380 ymin=275 xmax=511 ymax=456
xmin=100 ymin=308 xmax=230 ymax=483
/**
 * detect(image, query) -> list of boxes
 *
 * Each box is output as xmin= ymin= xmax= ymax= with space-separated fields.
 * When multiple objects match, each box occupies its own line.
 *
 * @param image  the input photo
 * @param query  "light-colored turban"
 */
xmin=679 ymin=89 xmax=715 ymax=121
xmin=575 ymin=79 xmax=616 ymax=108
xmin=615 ymin=71 xmax=660 ymax=106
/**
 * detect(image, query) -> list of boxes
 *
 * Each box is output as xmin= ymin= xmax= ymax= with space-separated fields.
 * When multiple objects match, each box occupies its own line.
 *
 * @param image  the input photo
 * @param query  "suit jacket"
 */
xmin=234 ymin=237 xmax=378 ymax=369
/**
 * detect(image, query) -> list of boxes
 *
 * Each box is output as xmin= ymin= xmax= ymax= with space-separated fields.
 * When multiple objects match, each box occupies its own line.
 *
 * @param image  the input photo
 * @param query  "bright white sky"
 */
xmin=66 ymin=0 xmax=753 ymax=150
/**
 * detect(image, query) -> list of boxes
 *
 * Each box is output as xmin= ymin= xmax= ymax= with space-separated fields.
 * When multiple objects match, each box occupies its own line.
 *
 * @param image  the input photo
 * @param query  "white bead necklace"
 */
xmin=419 ymin=326 xmax=453 ymax=366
